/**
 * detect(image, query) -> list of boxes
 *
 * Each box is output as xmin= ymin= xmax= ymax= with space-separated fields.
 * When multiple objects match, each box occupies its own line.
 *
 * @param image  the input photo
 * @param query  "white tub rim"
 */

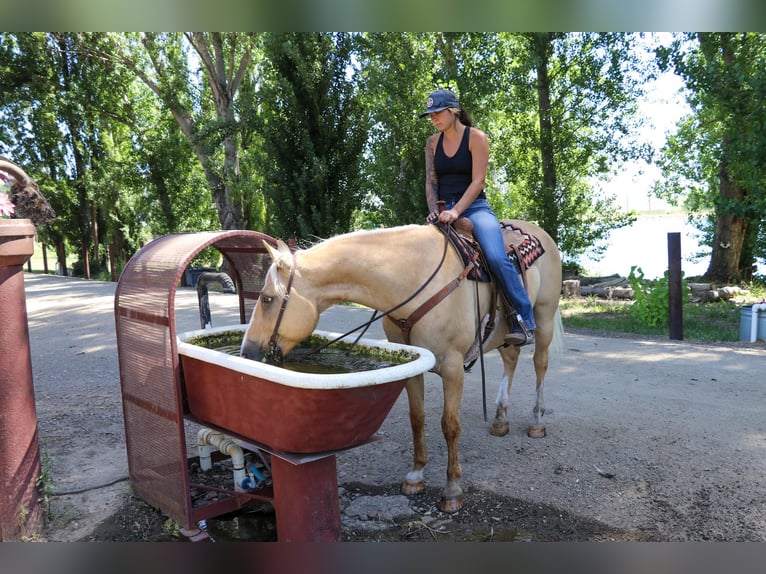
xmin=177 ymin=324 xmax=435 ymax=390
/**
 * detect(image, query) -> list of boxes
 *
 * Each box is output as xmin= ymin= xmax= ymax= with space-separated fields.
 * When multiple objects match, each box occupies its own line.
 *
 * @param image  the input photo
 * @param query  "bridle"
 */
xmin=265 ymin=251 xmax=297 ymax=364
xmin=262 ymin=232 xmax=451 ymax=364
xmin=260 ymin=225 xmax=492 ymax=420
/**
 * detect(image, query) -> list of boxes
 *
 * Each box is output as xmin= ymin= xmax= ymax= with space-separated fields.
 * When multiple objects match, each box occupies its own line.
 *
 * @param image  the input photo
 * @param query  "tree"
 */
xmin=357 ymin=32 xmax=519 ymax=228
xmin=489 ymin=33 xmax=649 ymax=261
xmin=258 ymin=33 xmax=369 ymax=241
xmin=655 ymin=33 xmax=766 ymax=282
xmin=0 ymin=33 xmax=141 ymax=277
xmin=355 ymin=33 xmax=652 ymax=265
xmin=102 ymin=32 xmax=260 ymax=231
xmin=354 ymin=33 xmax=438 ymax=228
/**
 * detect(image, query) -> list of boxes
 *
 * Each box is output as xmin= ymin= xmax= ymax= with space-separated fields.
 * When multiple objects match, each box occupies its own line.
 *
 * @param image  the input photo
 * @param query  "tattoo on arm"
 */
xmin=424 ymin=136 xmax=439 ymax=212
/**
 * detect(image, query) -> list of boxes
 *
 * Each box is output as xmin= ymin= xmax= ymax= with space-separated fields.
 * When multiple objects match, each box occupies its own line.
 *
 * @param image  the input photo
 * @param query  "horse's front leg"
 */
xmin=401 ymin=374 xmax=428 ymax=495
xmin=491 ymin=345 xmax=521 ymax=436
xmin=439 ymin=361 xmax=465 ymax=512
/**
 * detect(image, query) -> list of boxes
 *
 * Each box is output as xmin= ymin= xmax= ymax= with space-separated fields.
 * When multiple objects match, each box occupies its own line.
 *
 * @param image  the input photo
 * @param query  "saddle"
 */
xmin=445 ymin=217 xmax=545 ymax=290
xmin=392 ymin=218 xmax=544 ymax=351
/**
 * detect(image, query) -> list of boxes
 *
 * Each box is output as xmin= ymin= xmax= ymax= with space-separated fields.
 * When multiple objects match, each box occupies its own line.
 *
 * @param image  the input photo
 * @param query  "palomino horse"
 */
xmin=241 ymin=222 xmax=562 ymax=512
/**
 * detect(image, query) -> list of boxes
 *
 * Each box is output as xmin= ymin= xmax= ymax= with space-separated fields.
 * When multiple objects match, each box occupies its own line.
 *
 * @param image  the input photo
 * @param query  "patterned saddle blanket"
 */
xmin=438 ymin=219 xmax=546 ymax=283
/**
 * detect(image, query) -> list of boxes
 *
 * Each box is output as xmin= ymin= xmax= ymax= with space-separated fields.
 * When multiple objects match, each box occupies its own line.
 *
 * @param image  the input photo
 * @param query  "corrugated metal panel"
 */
xmin=114 ymin=230 xmax=276 ymax=530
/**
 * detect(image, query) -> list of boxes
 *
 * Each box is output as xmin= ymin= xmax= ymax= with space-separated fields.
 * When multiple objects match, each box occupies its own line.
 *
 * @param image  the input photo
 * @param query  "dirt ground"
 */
xmin=21 ymin=272 xmax=766 ymax=542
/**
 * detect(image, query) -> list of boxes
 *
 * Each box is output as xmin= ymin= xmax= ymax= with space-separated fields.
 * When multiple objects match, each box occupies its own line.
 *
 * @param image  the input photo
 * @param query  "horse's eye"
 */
xmin=260 ymin=295 xmax=275 ymax=305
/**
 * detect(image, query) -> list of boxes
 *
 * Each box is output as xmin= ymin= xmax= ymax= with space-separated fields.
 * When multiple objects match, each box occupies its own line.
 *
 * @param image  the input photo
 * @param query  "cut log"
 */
xmin=580 ymin=285 xmax=634 ymax=299
xmin=562 ymin=279 xmax=581 ymax=298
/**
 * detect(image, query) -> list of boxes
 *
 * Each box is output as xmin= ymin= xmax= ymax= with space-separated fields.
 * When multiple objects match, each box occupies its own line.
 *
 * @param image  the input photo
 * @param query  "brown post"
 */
xmin=0 ymin=219 xmax=44 ymax=540
xmin=668 ymin=232 xmax=683 ymax=341
xmin=270 ymin=454 xmax=341 ymax=542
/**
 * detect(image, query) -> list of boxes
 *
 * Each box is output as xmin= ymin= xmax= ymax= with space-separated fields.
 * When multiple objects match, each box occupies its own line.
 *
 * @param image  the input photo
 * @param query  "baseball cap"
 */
xmin=419 ymin=89 xmax=460 ymax=117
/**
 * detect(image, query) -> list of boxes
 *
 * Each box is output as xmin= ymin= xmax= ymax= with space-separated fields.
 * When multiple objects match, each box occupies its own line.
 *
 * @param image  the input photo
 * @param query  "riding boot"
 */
xmin=501 ymin=294 xmax=535 ymax=347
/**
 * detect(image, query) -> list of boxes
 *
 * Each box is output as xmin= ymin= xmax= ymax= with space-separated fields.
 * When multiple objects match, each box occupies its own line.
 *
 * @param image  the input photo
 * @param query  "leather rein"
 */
xmin=264 ymin=227 xmax=491 ymax=420
xmin=265 ymin=225 xmax=475 ymax=357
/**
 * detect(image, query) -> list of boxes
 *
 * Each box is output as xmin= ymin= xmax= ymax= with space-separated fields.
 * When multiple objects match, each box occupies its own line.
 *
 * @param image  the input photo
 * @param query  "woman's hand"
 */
xmin=438 ymin=208 xmax=460 ymax=224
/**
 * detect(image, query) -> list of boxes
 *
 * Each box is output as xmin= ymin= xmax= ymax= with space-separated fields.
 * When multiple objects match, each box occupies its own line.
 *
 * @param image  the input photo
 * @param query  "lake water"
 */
xmin=578 ymin=213 xmax=765 ymax=280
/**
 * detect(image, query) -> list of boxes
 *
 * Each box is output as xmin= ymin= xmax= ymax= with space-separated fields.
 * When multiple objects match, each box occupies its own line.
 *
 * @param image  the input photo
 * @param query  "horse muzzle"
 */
xmin=240 ymin=339 xmax=268 ymax=362
xmin=240 ymin=339 xmax=283 ymax=364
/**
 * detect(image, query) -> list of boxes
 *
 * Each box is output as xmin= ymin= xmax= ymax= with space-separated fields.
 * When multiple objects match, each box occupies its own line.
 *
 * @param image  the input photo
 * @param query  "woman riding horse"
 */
xmin=420 ymin=89 xmax=535 ymax=346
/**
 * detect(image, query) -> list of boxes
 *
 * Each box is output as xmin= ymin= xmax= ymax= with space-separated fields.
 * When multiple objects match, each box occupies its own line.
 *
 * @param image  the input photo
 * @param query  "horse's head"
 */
xmin=240 ymin=239 xmax=319 ymax=363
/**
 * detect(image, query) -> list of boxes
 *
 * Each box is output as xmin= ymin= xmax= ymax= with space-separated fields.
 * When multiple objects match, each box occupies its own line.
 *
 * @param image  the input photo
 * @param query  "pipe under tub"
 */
xmin=750 ymin=302 xmax=766 ymax=343
xmin=197 ymin=428 xmax=249 ymax=492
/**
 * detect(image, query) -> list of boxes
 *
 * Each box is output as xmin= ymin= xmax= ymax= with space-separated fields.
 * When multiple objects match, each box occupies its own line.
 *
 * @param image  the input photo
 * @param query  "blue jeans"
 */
xmin=447 ymin=199 xmax=536 ymax=331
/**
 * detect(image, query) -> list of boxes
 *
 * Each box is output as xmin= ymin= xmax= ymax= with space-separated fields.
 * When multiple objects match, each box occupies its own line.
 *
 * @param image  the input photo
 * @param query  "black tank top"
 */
xmin=434 ymin=126 xmax=485 ymax=204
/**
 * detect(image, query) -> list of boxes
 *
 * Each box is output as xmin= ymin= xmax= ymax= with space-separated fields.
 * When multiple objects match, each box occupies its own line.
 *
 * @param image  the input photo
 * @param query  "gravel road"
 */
xmin=21 ymin=272 xmax=766 ymax=542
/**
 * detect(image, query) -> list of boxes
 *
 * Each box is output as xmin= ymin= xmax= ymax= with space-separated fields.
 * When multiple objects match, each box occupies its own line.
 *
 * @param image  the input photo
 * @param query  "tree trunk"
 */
xmin=704 ymin=142 xmax=748 ymax=283
xmin=532 ymin=33 xmax=559 ymax=243
xmin=56 ymin=242 xmax=67 ymax=276
xmin=81 ymin=242 xmax=91 ymax=279
xmin=701 ymin=34 xmax=750 ymax=283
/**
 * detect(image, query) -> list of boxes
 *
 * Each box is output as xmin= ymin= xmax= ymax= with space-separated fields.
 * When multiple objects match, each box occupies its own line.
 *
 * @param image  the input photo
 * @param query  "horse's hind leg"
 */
xmin=528 ymin=318 xmax=553 ymax=438
xmin=401 ymin=373 xmax=428 ymax=495
xmin=492 ymin=345 xmax=521 ymax=436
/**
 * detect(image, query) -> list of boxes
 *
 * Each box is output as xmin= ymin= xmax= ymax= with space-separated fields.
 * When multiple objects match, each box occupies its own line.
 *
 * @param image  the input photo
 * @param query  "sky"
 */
xmin=600 ymin=36 xmax=692 ymax=214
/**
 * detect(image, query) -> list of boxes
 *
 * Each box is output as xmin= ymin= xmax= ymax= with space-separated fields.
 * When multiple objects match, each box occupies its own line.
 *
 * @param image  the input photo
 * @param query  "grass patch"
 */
xmin=559 ymin=295 xmax=757 ymax=342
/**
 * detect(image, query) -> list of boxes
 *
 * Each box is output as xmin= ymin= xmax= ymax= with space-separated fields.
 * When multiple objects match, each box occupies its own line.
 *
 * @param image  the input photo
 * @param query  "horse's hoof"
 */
xmin=440 ymin=494 xmax=464 ymax=513
xmin=401 ymin=480 xmax=425 ymax=496
xmin=527 ymin=424 xmax=546 ymax=438
xmin=490 ymin=422 xmax=509 ymax=437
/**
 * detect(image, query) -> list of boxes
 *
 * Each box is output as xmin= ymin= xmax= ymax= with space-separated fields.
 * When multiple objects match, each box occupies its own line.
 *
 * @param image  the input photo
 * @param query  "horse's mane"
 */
xmin=269 ymin=224 xmax=429 ymax=294
xmin=264 ymin=264 xmax=288 ymax=297
xmin=307 ymin=224 xmax=424 ymax=250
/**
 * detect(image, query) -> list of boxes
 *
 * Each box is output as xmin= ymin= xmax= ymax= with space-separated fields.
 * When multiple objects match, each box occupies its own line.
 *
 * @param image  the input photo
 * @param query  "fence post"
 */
xmin=668 ymin=232 xmax=683 ymax=341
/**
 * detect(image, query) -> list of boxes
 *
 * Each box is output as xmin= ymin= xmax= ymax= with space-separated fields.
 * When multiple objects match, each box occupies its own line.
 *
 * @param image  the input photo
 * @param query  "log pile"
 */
xmin=561 ymin=275 xmax=743 ymax=303
xmin=688 ymin=283 xmax=742 ymax=303
xmin=561 ymin=275 xmax=634 ymax=300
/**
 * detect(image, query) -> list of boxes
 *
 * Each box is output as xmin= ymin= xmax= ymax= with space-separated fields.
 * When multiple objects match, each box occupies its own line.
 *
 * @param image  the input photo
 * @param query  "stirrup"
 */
xmin=504 ymin=330 xmax=535 ymax=346
xmin=504 ymin=312 xmax=534 ymax=346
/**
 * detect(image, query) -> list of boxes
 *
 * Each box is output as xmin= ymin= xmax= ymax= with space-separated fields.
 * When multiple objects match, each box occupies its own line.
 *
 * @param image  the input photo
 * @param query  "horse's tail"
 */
xmin=547 ymin=307 xmax=565 ymax=364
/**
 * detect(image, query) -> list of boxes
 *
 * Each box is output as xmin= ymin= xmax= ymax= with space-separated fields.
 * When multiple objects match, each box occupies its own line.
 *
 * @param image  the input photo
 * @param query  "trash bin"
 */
xmin=739 ymin=305 xmax=766 ymax=342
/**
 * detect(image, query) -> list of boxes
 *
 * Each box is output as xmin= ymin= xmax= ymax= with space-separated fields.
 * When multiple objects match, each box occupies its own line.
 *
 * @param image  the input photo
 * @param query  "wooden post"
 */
xmin=668 ymin=232 xmax=683 ymax=340
xmin=562 ymin=279 xmax=581 ymax=298
xmin=270 ymin=454 xmax=341 ymax=542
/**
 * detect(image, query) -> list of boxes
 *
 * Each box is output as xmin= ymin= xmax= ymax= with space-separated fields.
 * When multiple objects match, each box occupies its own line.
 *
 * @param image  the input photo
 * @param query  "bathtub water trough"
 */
xmin=177 ymin=324 xmax=435 ymax=541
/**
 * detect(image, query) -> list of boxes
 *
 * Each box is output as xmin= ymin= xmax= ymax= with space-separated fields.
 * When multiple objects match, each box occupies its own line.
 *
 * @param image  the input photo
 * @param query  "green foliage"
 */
xmin=36 ymin=446 xmax=54 ymax=518
xmin=489 ymin=32 xmax=651 ymax=254
xmin=2 ymin=32 xmax=714 ymax=272
xmin=655 ymin=33 xmax=766 ymax=281
xmin=353 ymin=33 xmax=438 ymax=228
xmin=627 ymin=265 xmax=688 ymax=327
xmin=189 ymin=246 xmax=222 ymax=269
xmin=559 ymin=296 xmax=743 ymax=342
xmin=259 ymin=33 xmax=369 ymax=240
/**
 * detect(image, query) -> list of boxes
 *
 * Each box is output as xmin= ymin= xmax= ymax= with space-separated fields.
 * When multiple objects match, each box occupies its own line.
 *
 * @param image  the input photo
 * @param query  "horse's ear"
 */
xmin=263 ymin=239 xmax=292 ymax=268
